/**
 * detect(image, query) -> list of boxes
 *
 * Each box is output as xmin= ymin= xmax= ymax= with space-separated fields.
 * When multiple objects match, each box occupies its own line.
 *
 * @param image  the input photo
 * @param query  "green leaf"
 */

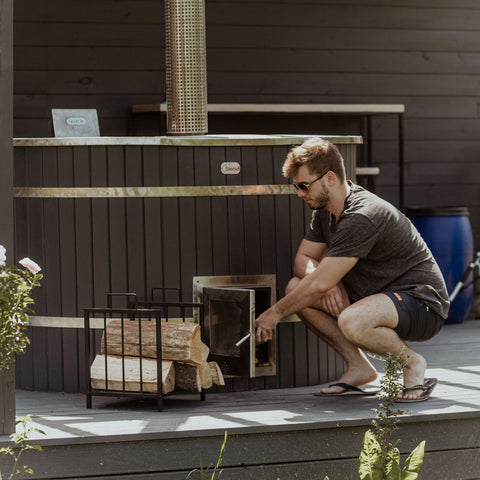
xmin=0 ymin=447 xmax=13 ymax=456
xmin=384 ymin=447 xmax=401 ymax=480
xmin=401 ymin=441 xmax=425 ymax=479
xmin=0 ymin=263 xmax=41 ymax=370
xmin=359 ymin=430 xmax=384 ymax=480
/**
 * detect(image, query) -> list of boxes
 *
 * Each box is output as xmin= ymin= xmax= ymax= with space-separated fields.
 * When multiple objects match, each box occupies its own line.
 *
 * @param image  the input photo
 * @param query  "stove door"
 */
xmin=203 ymin=287 xmax=255 ymax=377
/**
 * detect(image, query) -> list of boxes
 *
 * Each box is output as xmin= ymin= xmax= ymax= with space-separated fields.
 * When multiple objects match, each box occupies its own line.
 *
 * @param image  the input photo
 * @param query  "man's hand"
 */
xmin=319 ymin=285 xmax=346 ymax=318
xmin=254 ymin=308 xmax=280 ymax=344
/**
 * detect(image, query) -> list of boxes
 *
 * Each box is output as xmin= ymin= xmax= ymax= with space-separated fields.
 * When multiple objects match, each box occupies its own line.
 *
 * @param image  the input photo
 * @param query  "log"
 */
xmin=201 ymin=342 xmax=210 ymax=361
xmin=173 ymin=360 xmax=214 ymax=391
xmin=208 ymin=361 xmax=225 ymax=386
xmin=101 ymin=320 xmax=203 ymax=365
xmin=90 ymin=354 xmax=175 ymax=394
xmin=174 ymin=362 xmax=202 ymax=393
xmin=199 ymin=361 xmax=213 ymax=390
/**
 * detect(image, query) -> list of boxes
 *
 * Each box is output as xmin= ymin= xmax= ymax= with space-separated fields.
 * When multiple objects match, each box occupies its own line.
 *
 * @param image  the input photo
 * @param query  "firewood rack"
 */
xmin=84 ymin=291 xmax=205 ymax=411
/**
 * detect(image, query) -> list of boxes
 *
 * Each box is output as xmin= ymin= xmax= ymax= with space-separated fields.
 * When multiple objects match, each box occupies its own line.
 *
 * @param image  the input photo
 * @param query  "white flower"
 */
xmin=19 ymin=257 xmax=41 ymax=274
xmin=0 ymin=245 xmax=6 ymax=265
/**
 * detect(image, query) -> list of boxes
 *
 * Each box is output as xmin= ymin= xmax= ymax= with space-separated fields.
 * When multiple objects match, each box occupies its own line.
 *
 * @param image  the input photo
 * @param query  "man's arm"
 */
xmin=255 ymin=256 xmax=358 ymax=342
xmin=293 ymin=239 xmax=346 ymax=317
xmin=293 ymin=239 xmax=327 ymax=278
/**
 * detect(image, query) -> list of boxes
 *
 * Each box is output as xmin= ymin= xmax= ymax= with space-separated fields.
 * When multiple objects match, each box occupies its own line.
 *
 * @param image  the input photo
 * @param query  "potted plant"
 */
xmin=0 ymin=246 xmax=42 ymax=435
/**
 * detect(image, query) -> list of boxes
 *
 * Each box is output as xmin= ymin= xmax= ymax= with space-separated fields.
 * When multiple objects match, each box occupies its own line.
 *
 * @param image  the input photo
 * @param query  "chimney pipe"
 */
xmin=165 ymin=0 xmax=208 ymax=135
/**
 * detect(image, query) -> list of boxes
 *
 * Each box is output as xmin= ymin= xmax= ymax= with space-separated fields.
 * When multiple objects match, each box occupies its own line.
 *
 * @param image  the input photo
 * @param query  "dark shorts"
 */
xmin=382 ymin=291 xmax=444 ymax=342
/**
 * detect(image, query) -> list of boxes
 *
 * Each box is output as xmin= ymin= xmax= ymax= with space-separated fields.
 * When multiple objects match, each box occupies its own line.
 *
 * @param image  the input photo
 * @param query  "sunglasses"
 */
xmin=293 ymin=171 xmax=328 ymax=192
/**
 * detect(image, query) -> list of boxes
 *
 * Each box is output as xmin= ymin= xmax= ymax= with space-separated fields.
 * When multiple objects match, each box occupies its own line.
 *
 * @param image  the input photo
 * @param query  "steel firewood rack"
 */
xmin=84 ymin=291 xmax=205 ymax=411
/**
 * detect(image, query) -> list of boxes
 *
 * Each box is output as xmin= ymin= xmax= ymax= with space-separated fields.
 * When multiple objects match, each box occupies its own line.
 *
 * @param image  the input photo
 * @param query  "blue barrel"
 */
xmin=407 ymin=207 xmax=474 ymax=324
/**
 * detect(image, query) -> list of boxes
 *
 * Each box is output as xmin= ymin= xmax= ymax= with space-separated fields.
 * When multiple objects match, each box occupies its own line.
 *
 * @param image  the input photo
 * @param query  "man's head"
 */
xmin=282 ymin=137 xmax=346 ymax=183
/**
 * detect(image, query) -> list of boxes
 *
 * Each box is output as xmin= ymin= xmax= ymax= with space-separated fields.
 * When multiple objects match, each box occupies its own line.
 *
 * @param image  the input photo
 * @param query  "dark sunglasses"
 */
xmin=293 ymin=171 xmax=328 ymax=192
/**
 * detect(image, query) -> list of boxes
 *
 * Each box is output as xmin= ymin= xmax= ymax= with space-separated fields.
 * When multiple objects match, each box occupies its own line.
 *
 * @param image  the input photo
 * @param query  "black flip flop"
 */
xmin=395 ymin=377 xmax=438 ymax=403
xmin=314 ymin=382 xmax=379 ymax=397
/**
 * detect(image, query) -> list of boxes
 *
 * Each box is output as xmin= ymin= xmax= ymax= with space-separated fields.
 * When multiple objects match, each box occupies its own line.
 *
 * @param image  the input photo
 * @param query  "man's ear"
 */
xmin=325 ymin=170 xmax=336 ymax=185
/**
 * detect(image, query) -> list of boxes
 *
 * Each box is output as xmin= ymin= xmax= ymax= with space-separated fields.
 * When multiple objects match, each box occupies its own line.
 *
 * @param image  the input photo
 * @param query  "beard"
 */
xmin=308 ymin=187 xmax=329 ymax=210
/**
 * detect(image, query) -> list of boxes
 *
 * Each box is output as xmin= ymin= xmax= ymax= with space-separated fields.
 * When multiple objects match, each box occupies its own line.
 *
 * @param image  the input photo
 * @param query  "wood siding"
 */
xmin=13 ymin=1 xmax=480 ymax=390
xmin=14 ymin=1 xmax=480 ymax=245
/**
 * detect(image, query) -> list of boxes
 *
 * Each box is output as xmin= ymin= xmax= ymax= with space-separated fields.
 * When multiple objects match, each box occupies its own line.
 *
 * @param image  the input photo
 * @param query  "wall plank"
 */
xmin=205 ymin=3 xmax=480 ymax=30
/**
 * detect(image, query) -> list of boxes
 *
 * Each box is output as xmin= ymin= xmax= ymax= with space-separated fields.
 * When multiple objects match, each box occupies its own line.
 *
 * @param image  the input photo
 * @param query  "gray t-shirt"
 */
xmin=305 ymin=183 xmax=450 ymax=318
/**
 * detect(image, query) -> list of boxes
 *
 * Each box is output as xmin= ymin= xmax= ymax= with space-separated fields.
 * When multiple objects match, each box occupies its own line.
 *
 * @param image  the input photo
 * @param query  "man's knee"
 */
xmin=285 ymin=276 xmax=301 ymax=295
xmin=338 ymin=308 xmax=362 ymax=342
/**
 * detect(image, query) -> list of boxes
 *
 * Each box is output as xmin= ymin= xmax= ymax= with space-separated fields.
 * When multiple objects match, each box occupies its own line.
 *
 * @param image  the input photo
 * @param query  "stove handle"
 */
xmin=235 ymin=332 xmax=253 ymax=347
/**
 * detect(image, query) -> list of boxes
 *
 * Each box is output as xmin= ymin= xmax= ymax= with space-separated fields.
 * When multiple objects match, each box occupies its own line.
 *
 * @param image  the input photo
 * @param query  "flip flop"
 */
xmin=314 ymin=382 xmax=379 ymax=397
xmin=395 ymin=377 xmax=438 ymax=403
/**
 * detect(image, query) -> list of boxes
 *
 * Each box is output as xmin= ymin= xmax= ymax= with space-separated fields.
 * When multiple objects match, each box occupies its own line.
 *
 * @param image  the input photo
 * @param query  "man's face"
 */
xmin=292 ymin=165 xmax=329 ymax=210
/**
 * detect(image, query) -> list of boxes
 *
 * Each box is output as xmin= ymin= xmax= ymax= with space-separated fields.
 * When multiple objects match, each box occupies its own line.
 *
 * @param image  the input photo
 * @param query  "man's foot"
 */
xmin=314 ymin=382 xmax=379 ymax=397
xmin=396 ymin=378 xmax=437 ymax=403
xmin=319 ymin=365 xmax=378 ymax=395
xmin=397 ymin=352 xmax=428 ymax=401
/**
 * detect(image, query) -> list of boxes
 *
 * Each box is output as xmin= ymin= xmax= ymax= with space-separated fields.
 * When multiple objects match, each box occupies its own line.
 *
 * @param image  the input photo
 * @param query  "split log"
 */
xmin=199 ymin=361 xmax=213 ymax=389
xmin=201 ymin=342 xmax=210 ymax=361
xmin=101 ymin=320 xmax=203 ymax=365
xmin=173 ymin=360 xmax=215 ymax=391
xmin=174 ymin=362 xmax=202 ymax=392
xmin=208 ymin=361 xmax=225 ymax=386
xmin=90 ymin=354 xmax=175 ymax=394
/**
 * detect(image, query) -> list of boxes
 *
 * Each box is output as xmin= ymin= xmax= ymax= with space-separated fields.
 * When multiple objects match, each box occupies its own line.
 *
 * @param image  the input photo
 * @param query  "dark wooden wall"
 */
xmin=12 ymin=0 xmax=480 ymax=390
xmin=14 ymin=0 xmax=480 ymax=245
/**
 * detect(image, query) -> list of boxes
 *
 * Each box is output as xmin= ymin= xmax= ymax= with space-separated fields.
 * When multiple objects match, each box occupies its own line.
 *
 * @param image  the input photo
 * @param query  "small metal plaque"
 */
xmin=221 ymin=162 xmax=241 ymax=175
xmin=52 ymin=109 xmax=100 ymax=137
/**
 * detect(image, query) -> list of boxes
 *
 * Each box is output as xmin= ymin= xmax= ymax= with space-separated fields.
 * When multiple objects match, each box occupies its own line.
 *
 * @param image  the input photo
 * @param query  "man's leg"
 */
xmin=286 ymin=277 xmax=377 ymax=394
xmin=338 ymin=293 xmax=427 ymax=400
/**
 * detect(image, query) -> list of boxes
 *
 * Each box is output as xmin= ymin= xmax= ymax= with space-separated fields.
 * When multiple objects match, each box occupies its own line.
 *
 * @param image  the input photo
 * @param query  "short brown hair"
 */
xmin=282 ymin=137 xmax=346 ymax=183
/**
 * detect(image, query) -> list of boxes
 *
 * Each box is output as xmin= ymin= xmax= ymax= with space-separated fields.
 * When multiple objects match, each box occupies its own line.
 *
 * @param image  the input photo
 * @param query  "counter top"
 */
xmin=132 ymin=103 xmax=405 ymax=115
xmin=13 ymin=134 xmax=362 ymax=147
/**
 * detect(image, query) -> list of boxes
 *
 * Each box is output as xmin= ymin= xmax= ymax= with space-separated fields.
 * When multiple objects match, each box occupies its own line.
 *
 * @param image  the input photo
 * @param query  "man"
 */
xmin=255 ymin=137 xmax=449 ymax=402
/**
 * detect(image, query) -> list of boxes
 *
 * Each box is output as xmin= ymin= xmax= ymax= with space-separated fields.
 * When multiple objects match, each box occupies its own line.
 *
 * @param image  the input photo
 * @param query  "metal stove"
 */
xmin=193 ymin=275 xmax=277 ymax=378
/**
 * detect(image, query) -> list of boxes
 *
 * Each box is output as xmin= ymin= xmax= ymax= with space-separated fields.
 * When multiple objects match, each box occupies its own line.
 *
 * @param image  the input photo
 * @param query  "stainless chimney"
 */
xmin=165 ymin=0 xmax=208 ymax=135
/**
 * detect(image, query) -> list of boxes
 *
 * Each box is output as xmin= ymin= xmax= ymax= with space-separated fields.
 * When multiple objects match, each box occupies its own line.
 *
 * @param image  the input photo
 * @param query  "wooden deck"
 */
xmin=2 ymin=320 xmax=480 ymax=479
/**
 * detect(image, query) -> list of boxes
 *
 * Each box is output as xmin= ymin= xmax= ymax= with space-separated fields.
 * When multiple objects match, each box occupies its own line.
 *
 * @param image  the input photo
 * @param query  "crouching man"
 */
xmin=255 ymin=137 xmax=449 ymax=402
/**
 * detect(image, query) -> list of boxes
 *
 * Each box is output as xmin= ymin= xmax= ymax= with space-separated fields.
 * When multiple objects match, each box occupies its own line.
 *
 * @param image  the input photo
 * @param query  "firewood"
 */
xmin=208 ymin=361 xmax=225 ymax=386
xmin=201 ymin=342 xmax=210 ymax=361
xmin=101 ymin=320 xmax=203 ymax=365
xmin=90 ymin=354 xmax=175 ymax=394
xmin=199 ymin=361 xmax=213 ymax=389
xmin=173 ymin=362 xmax=202 ymax=392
